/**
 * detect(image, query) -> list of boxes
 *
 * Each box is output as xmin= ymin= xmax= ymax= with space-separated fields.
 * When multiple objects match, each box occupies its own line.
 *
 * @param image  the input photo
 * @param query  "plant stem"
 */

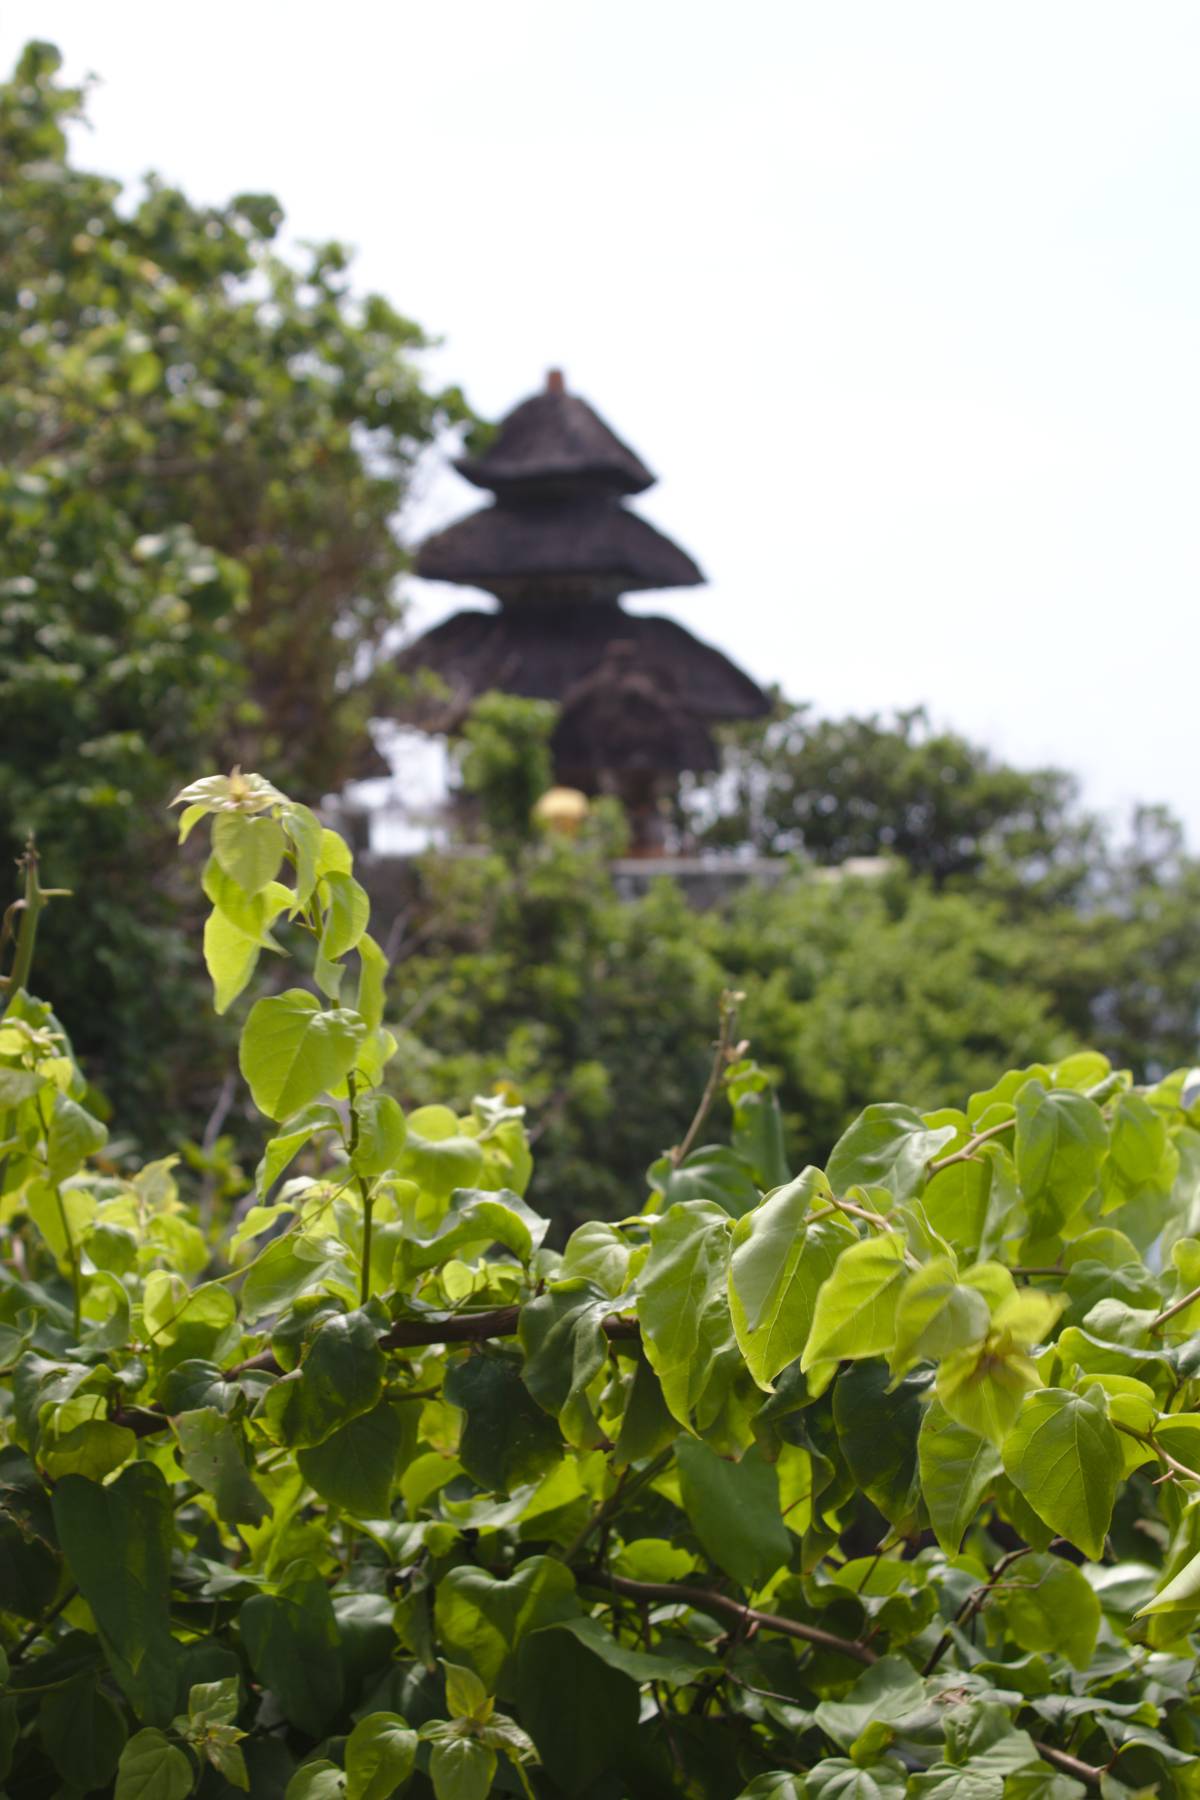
xmin=345 ymin=1071 xmax=374 ymax=1306
xmin=1 ymin=839 xmax=71 ymax=1013
xmin=54 ymin=1183 xmax=82 ymax=1338
xmin=10 ymin=1586 xmax=77 ymax=1663
xmin=1032 ymin=1742 xmax=1102 ymax=1789
xmin=1114 ymin=1421 xmax=1197 ymax=1483
xmin=358 ymin=1181 xmax=374 ymax=1306
xmin=1149 ymin=1282 xmax=1200 ymax=1333
xmin=922 ymin=1545 xmax=1032 ymax=1675
xmin=927 ymin=1116 xmax=1015 ymax=1175
xmin=573 ymin=1567 xmax=878 ymax=1665
xmin=671 ymin=989 xmax=745 ymax=1168
xmin=560 ymin=1449 xmax=673 ymax=1564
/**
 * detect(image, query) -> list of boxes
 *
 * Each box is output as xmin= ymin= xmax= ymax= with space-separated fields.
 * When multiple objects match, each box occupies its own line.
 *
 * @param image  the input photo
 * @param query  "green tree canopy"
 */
xmin=0 ymin=39 xmax=472 ymax=1123
xmin=697 ymin=701 xmax=1099 ymax=903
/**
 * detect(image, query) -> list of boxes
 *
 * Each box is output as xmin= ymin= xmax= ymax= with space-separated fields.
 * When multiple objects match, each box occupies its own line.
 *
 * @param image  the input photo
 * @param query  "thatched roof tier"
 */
xmin=399 ymin=372 xmax=767 ymax=811
xmin=415 ymin=499 xmax=703 ymax=601
xmin=455 ymin=371 xmax=654 ymax=499
xmin=394 ymin=604 xmax=768 ymax=725
xmin=553 ymin=644 xmax=719 ymax=778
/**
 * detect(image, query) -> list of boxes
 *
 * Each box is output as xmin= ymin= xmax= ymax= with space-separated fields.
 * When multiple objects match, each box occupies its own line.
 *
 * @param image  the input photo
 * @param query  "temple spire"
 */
xmin=396 ymin=371 xmax=767 ymax=845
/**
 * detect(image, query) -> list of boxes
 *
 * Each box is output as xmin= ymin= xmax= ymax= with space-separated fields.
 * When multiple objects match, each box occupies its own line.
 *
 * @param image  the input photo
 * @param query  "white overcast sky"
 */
xmin=6 ymin=2 xmax=1199 ymax=840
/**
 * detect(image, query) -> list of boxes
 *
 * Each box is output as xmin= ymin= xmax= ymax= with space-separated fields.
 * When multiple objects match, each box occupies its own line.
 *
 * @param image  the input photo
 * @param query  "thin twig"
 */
xmin=1149 ymin=1282 xmax=1200 ymax=1334
xmin=1114 ymin=1422 xmax=1198 ymax=1483
xmin=927 ymin=1116 xmax=1015 ymax=1175
xmin=1032 ymin=1742 xmax=1102 ymax=1789
xmin=573 ymin=1567 xmax=878 ymax=1665
xmin=560 ymin=1449 xmax=673 ymax=1565
xmin=922 ymin=1545 xmax=1033 ymax=1676
xmin=671 ymin=989 xmax=745 ymax=1168
xmin=10 ymin=1587 xmax=77 ymax=1663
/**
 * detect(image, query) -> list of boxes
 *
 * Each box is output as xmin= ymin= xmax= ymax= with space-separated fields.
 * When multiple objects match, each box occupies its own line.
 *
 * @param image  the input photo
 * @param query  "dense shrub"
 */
xmin=2 ymin=776 xmax=1199 ymax=1798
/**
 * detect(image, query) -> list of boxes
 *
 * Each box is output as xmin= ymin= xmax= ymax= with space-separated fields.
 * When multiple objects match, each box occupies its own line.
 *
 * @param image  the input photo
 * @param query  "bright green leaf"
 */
xmin=239 ymin=988 xmax=366 ymax=1121
xmin=1001 ymin=1386 xmax=1120 ymax=1559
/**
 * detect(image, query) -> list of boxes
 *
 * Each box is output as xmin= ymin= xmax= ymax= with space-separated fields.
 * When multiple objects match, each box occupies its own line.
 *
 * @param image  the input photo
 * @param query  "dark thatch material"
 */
xmin=395 ymin=372 xmax=768 ymax=794
xmin=553 ymin=643 xmax=718 ymax=780
xmin=393 ymin=604 xmax=768 ymax=727
xmin=456 ymin=373 xmax=654 ymax=499
xmin=415 ymin=499 xmax=702 ymax=601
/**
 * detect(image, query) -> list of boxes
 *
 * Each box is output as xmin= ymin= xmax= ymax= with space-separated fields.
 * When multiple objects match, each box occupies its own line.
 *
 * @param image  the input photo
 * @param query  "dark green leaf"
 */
xmin=814 ymin=1658 xmax=926 ymax=1747
xmin=175 ymin=1408 xmax=269 ymax=1525
xmin=649 ymin=1144 xmax=763 ymax=1219
xmin=443 ymin=1353 xmax=562 ymax=1493
xmin=1014 ymin=1083 xmax=1107 ymax=1236
xmin=52 ymin=1464 xmax=179 ymax=1724
xmin=297 ymin=1399 xmax=411 ymax=1516
xmin=833 ymin=1361 xmax=928 ymax=1529
xmin=434 ymin=1557 xmax=580 ymax=1692
xmin=240 ymin=1564 xmax=344 ymax=1733
xmin=918 ymin=1400 xmax=1003 ymax=1553
xmin=675 ymin=1435 xmax=790 ymax=1590
xmin=260 ymin=1306 xmax=385 ymax=1449
xmin=516 ymin=1624 xmax=640 ymax=1796
xmin=114 ymin=1727 xmax=194 ymax=1800
xmin=41 ymin=1670 xmax=127 ymax=1789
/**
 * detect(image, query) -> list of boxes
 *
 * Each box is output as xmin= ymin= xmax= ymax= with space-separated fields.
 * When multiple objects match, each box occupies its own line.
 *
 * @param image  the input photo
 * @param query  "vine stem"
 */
xmin=54 ymin=1184 xmax=82 ymax=1338
xmin=346 ymin=1071 xmax=374 ymax=1307
xmin=573 ymin=1566 xmax=879 ymax=1664
xmin=559 ymin=1448 xmax=673 ymax=1564
xmin=1032 ymin=1742 xmax=1102 ymax=1789
xmin=922 ymin=1544 xmax=1033 ymax=1675
xmin=670 ymin=989 xmax=745 ymax=1168
xmin=0 ymin=839 xmax=71 ymax=1011
xmin=926 ymin=1116 xmax=1015 ymax=1174
xmin=37 ymin=1087 xmax=82 ymax=1336
xmin=9 ymin=1586 xmax=77 ymax=1664
xmin=1115 ymin=1422 xmax=1198 ymax=1484
xmin=1149 ymin=1281 xmax=1200 ymax=1334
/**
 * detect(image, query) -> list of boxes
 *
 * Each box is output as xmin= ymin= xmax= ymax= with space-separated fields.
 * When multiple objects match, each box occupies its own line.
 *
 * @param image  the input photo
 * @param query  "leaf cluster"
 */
xmin=2 ymin=775 xmax=1200 ymax=1797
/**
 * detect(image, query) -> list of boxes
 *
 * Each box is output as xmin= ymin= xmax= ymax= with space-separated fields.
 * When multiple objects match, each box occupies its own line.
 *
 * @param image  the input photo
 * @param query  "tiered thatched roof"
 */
xmin=394 ymin=372 xmax=767 ymax=804
xmin=455 ymin=370 xmax=654 ymax=498
xmin=397 ymin=604 xmax=764 ymax=730
xmin=416 ymin=498 xmax=702 ymax=600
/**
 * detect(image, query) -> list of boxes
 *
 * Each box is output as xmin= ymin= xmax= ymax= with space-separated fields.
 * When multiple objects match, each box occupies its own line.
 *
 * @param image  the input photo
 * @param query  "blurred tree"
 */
xmin=0 ymin=40 xmax=472 ymax=1124
xmin=455 ymin=691 xmax=558 ymax=847
xmin=0 ymin=40 xmax=474 ymax=799
xmin=0 ymin=467 xmax=246 ymax=1120
xmin=694 ymin=699 xmax=1099 ymax=904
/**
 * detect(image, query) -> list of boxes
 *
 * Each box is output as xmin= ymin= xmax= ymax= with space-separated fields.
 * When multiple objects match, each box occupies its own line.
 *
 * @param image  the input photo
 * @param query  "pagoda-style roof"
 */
xmin=394 ymin=371 xmax=769 ymax=813
xmin=553 ymin=643 xmax=718 ymax=778
xmin=416 ymin=497 xmax=702 ymax=600
xmin=394 ymin=604 xmax=765 ymax=726
xmin=455 ymin=369 xmax=654 ymax=499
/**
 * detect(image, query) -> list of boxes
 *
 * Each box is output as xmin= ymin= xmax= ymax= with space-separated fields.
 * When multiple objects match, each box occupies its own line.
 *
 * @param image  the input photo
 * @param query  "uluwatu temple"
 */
xmin=353 ymin=371 xmax=851 ymax=902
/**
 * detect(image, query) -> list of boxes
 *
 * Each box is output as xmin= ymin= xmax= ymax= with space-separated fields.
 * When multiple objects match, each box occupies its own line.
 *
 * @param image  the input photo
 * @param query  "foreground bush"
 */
xmin=1 ymin=774 xmax=1199 ymax=1798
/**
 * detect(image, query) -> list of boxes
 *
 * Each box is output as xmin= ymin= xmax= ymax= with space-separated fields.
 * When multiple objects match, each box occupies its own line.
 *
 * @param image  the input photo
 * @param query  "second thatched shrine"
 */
xmin=394 ymin=372 xmax=768 ymax=847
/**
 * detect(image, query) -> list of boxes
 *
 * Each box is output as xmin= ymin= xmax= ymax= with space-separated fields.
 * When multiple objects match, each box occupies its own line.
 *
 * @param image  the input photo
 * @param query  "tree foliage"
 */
xmin=2 ymin=777 xmax=1200 ymax=1798
xmin=694 ymin=702 xmax=1098 ymax=902
xmin=0 ymin=39 xmax=471 ymax=1122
